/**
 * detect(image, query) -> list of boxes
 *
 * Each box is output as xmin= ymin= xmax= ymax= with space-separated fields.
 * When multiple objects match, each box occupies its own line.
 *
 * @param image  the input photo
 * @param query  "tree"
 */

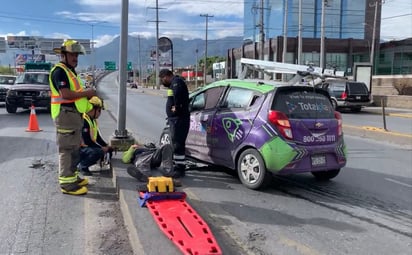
xmin=198 ymin=56 xmax=226 ymax=75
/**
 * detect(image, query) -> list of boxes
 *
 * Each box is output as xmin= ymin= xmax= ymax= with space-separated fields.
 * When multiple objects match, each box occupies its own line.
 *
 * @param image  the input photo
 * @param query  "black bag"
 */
xmin=133 ymin=144 xmax=175 ymax=177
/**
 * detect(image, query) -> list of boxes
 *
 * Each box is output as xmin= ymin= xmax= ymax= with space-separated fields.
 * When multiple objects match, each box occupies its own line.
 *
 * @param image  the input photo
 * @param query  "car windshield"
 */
xmin=272 ymin=89 xmax=334 ymax=119
xmin=16 ymin=73 xmax=49 ymax=85
xmin=0 ymin=76 xmax=16 ymax=85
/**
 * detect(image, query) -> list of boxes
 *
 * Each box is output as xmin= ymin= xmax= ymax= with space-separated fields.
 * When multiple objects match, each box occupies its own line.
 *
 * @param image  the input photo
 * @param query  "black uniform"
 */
xmin=166 ymin=75 xmax=190 ymax=172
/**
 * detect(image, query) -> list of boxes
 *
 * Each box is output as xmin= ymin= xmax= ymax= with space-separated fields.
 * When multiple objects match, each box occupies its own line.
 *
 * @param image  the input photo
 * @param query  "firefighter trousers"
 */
xmin=54 ymin=107 xmax=83 ymax=187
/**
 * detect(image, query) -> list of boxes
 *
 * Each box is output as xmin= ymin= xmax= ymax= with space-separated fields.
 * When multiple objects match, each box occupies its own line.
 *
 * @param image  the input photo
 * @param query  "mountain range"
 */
xmin=0 ymin=35 xmax=244 ymax=70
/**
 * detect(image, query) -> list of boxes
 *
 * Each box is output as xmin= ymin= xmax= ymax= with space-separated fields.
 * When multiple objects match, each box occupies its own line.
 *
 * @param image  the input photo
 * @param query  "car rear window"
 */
xmin=272 ymin=89 xmax=334 ymax=119
xmin=347 ymin=82 xmax=369 ymax=94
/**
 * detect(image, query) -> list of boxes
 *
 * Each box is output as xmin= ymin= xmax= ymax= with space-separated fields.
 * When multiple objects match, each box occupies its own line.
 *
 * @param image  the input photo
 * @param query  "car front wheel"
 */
xmin=311 ymin=169 xmax=340 ymax=180
xmin=5 ymin=102 xmax=17 ymax=113
xmin=237 ymin=149 xmax=272 ymax=190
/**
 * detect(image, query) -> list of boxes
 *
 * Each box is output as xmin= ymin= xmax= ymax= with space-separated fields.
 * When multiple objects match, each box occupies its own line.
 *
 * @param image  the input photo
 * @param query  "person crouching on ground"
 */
xmin=78 ymin=96 xmax=113 ymax=176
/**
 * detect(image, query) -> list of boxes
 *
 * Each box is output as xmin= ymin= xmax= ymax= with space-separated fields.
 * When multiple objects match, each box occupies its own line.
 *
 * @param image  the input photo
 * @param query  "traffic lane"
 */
xmin=0 ymin=110 xmax=87 ymax=254
xmin=0 ymin=106 xmax=133 ymax=255
xmin=98 ymin=107 xmax=412 ymax=253
xmin=178 ymin=136 xmax=411 ymax=254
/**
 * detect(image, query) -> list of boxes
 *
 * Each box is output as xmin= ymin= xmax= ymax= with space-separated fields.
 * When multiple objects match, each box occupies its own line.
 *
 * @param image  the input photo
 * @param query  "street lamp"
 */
xmin=89 ymin=21 xmax=107 ymax=87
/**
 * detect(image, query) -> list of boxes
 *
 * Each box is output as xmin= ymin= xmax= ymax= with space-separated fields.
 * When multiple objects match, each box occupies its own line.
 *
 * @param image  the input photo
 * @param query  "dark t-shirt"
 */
xmin=165 ymin=76 xmax=189 ymax=118
xmin=81 ymin=117 xmax=108 ymax=148
xmin=50 ymin=62 xmax=77 ymax=107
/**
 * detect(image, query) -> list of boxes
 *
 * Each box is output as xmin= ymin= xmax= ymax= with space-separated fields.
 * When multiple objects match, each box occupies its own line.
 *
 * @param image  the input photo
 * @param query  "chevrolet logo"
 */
xmin=315 ymin=122 xmax=324 ymax=128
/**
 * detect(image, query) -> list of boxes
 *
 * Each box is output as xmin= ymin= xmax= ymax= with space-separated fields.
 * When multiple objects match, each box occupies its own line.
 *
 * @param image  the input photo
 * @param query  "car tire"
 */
xmin=5 ymin=103 xmax=17 ymax=113
xmin=311 ymin=169 xmax=340 ymax=180
xmin=350 ymin=107 xmax=362 ymax=112
xmin=159 ymin=128 xmax=171 ymax=146
xmin=237 ymin=148 xmax=272 ymax=190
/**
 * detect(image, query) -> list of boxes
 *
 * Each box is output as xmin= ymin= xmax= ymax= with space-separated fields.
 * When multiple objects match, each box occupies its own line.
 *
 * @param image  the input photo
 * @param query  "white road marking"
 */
xmin=385 ymin=178 xmax=412 ymax=188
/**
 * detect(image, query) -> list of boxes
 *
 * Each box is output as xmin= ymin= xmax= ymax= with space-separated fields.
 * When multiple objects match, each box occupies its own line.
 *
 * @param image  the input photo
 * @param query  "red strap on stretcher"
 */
xmin=144 ymin=193 xmax=222 ymax=255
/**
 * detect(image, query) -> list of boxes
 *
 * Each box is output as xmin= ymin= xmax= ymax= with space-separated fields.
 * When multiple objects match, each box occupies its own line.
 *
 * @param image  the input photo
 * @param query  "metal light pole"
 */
xmin=320 ymin=0 xmax=327 ymax=69
xmin=195 ymin=49 xmax=199 ymax=88
xmin=282 ymin=0 xmax=288 ymax=81
xmin=91 ymin=23 xmax=95 ymax=87
xmin=155 ymin=0 xmax=160 ymax=89
xmin=298 ymin=0 xmax=302 ymax=65
xmin=200 ymin=14 xmax=213 ymax=86
xmin=370 ymin=2 xmax=378 ymax=68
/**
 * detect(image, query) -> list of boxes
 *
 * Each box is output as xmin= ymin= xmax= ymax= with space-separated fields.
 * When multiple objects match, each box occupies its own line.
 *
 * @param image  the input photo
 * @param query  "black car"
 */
xmin=318 ymin=79 xmax=371 ymax=112
xmin=5 ymin=71 xmax=50 ymax=113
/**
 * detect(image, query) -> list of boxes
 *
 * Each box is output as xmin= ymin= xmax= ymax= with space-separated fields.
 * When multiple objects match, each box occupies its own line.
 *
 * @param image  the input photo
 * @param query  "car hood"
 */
xmin=9 ymin=84 xmax=50 ymax=91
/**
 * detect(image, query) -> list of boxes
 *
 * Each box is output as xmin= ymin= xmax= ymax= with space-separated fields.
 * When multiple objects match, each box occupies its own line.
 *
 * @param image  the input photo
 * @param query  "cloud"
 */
xmin=95 ymin=34 xmax=118 ymax=47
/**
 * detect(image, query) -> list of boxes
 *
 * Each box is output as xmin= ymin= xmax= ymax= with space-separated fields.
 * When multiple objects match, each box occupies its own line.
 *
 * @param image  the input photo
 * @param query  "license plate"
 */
xmin=311 ymin=155 xmax=326 ymax=166
xmin=356 ymin=96 xmax=361 ymax=99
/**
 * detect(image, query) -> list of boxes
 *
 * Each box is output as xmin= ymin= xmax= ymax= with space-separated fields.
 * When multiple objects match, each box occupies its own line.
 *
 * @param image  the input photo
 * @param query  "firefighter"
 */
xmin=78 ymin=96 xmax=113 ymax=176
xmin=158 ymin=69 xmax=190 ymax=178
xmin=49 ymin=39 xmax=97 ymax=195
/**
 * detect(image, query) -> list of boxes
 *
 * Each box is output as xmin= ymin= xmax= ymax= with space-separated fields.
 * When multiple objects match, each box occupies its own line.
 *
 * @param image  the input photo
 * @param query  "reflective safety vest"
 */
xmin=82 ymin=113 xmax=98 ymax=145
xmin=49 ymin=62 xmax=92 ymax=119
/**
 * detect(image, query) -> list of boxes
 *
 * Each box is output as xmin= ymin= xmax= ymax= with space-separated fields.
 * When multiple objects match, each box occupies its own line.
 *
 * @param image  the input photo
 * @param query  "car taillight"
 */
xmin=334 ymin=111 xmax=343 ymax=136
xmin=341 ymin=91 xmax=347 ymax=99
xmin=268 ymin=110 xmax=293 ymax=139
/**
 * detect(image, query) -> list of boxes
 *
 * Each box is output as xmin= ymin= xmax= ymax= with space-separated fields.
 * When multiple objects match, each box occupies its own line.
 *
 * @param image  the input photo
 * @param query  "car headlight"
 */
xmin=39 ymin=91 xmax=51 ymax=97
xmin=6 ymin=90 xmax=17 ymax=96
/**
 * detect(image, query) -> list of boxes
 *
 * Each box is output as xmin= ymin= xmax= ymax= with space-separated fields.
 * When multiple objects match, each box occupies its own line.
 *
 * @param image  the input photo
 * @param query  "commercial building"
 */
xmin=227 ymin=0 xmax=383 ymax=78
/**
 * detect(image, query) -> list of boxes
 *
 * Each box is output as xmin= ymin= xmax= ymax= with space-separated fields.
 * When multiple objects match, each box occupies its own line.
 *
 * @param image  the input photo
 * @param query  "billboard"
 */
xmin=7 ymin=36 xmax=40 ymax=49
xmin=0 ymin=37 xmax=6 ymax=53
xmin=39 ymin=38 xmax=64 ymax=54
xmin=15 ymin=54 xmax=46 ymax=65
xmin=158 ymin=37 xmax=173 ymax=70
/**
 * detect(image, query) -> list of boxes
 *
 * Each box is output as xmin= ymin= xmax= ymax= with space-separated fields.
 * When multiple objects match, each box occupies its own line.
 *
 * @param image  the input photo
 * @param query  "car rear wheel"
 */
xmin=237 ymin=149 xmax=272 ymax=190
xmin=159 ymin=128 xmax=171 ymax=146
xmin=350 ymin=107 xmax=362 ymax=112
xmin=5 ymin=103 xmax=17 ymax=113
xmin=311 ymin=169 xmax=340 ymax=180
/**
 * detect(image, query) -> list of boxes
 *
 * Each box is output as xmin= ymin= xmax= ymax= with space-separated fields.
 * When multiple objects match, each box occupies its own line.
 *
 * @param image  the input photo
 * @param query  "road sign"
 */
xmin=105 ymin=61 xmax=116 ymax=70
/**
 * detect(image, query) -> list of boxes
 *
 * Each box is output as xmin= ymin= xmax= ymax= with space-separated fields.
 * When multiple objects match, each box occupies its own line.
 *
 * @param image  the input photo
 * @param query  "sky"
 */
xmin=0 ymin=0 xmax=411 ymax=48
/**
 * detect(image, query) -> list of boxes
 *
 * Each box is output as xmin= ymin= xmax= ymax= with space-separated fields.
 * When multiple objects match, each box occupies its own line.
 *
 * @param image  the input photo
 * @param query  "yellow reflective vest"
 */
xmin=82 ymin=113 xmax=98 ymax=145
xmin=49 ymin=62 xmax=92 ymax=119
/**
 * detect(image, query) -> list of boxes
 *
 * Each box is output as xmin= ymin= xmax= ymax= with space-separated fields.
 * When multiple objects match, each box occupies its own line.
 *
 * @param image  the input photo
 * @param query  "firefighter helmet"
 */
xmin=89 ymin=96 xmax=104 ymax=110
xmin=53 ymin=39 xmax=86 ymax=55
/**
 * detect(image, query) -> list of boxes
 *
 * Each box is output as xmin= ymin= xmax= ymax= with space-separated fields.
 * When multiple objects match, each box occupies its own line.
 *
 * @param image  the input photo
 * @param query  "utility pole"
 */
xmin=282 ymin=0 xmax=288 ymax=81
xmin=320 ymin=0 xmax=328 ymax=69
xmin=298 ymin=0 xmax=302 ymax=65
xmin=195 ymin=48 xmax=199 ymax=88
xmin=258 ymin=0 xmax=265 ymax=79
xmin=200 ymin=14 xmax=213 ymax=86
xmin=369 ymin=0 xmax=384 ymax=73
xmin=91 ymin=23 xmax=95 ymax=87
xmin=148 ymin=0 xmax=165 ymax=89
xmin=138 ymin=35 xmax=142 ymax=85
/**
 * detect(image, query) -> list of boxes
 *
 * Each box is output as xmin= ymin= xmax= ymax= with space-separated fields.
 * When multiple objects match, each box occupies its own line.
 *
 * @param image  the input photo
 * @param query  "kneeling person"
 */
xmin=79 ymin=96 xmax=112 ymax=176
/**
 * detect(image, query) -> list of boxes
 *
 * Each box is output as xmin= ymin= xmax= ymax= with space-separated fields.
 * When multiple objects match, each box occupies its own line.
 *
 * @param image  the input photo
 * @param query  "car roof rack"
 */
xmin=239 ymin=58 xmax=346 ymax=86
